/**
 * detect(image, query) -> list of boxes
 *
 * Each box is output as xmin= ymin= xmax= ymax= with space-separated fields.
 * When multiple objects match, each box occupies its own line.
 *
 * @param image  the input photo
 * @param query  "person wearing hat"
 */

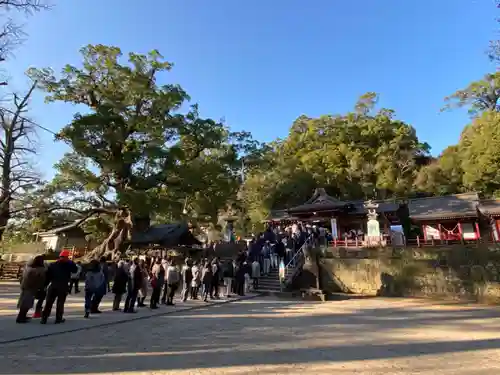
xmin=40 ymin=249 xmax=78 ymax=324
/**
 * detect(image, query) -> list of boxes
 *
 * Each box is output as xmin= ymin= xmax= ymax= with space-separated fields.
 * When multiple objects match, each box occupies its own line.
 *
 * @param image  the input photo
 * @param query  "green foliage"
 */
xmin=16 ymin=34 xmax=500 ymax=241
xmin=414 ymin=146 xmax=464 ymax=195
xmin=415 ymin=111 xmax=500 ymax=198
xmin=460 ymin=112 xmax=500 ymax=195
xmin=443 ymin=72 xmax=500 ymax=116
xmin=1 ymin=226 xmax=33 ymax=248
xmin=240 ymin=93 xmax=430 ymax=226
xmin=27 ymin=45 xmax=256 ymax=234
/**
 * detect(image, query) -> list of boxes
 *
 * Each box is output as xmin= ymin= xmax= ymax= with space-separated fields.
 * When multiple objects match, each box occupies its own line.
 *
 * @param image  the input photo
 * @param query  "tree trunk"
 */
xmin=82 ymin=208 xmax=133 ymax=261
xmin=0 ymin=196 xmax=10 ymax=241
xmin=0 ymin=214 xmax=7 ymax=240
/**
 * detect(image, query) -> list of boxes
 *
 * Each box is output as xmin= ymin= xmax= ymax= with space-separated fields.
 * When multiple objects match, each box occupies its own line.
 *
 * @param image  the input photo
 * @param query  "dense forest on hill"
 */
xmin=0 ymin=2 xmax=499 ymax=252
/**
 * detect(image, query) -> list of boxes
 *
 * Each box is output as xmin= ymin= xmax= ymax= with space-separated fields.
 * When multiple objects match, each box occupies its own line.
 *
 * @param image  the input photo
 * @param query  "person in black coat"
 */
xmin=201 ymin=261 xmax=213 ymax=302
xmin=100 ymin=257 xmax=110 ymax=292
xmin=124 ymin=258 xmax=142 ymax=313
xmin=112 ymin=261 xmax=129 ymax=311
xmin=235 ymin=262 xmax=246 ymax=296
xmin=210 ymin=258 xmax=221 ymax=299
xmin=41 ymin=251 xmax=77 ymax=324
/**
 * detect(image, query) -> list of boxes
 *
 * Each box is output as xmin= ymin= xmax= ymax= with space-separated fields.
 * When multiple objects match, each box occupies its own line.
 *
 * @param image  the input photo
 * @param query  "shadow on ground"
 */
xmin=1 ymin=297 xmax=500 ymax=373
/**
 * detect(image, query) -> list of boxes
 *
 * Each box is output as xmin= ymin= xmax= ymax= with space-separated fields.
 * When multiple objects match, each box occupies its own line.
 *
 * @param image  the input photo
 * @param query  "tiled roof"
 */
xmin=267 ymin=210 xmax=299 ymax=221
xmin=38 ymin=223 xmax=87 ymax=236
xmin=129 ymin=223 xmax=201 ymax=246
xmin=478 ymin=199 xmax=500 ymax=217
xmin=408 ymin=192 xmax=479 ymax=220
xmin=288 ymin=188 xmax=347 ymax=213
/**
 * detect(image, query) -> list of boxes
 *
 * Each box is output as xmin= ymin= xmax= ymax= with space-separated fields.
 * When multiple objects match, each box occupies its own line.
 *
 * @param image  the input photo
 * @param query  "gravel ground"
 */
xmin=1 ymin=295 xmax=500 ymax=374
xmin=0 ymin=281 xmax=257 ymax=343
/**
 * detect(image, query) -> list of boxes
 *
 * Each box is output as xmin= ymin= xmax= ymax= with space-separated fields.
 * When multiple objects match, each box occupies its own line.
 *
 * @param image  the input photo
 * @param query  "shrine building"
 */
xmin=267 ymin=189 xmax=500 ymax=246
xmin=268 ymin=188 xmax=402 ymax=246
xmin=407 ymin=192 xmax=480 ymax=242
xmin=478 ymin=199 xmax=500 ymax=242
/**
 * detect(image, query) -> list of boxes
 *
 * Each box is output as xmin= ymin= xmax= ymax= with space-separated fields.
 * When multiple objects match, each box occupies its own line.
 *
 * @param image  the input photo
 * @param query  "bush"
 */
xmin=392 ymin=263 xmax=426 ymax=295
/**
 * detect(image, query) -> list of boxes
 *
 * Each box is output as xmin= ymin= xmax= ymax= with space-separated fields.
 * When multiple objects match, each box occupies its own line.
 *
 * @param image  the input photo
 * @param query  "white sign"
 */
xmin=330 ymin=218 xmax=338 ymax=239
xmin=461 ymin=222 xmax=476 ymax=240
xmin=424 ymin=225 xmax=440 ymax=240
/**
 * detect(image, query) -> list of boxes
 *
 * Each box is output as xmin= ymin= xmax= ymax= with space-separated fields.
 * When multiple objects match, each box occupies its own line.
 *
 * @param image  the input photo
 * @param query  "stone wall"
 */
xmin=319 ymin=246 xmax=500 ymax=304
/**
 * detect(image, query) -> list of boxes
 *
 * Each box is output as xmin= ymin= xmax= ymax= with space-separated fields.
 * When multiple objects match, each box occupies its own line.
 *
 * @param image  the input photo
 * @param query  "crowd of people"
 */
xmin=15 ymin=249 xmax=259 ymax=324
xmin=15 ymin=222 xmax=320 ymax=325
xmin=248 ymin=222 xmax=319 ymax=268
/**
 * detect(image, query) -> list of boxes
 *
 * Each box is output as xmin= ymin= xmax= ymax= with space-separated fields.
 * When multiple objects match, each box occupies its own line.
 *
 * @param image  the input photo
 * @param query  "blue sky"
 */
xmin=4 ymin=0 xmax=497 ymax=179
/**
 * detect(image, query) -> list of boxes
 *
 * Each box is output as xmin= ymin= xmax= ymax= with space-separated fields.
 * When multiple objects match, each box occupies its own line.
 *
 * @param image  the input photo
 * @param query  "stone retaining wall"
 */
xmin=319 ymin=246 xmax=500 ymax=304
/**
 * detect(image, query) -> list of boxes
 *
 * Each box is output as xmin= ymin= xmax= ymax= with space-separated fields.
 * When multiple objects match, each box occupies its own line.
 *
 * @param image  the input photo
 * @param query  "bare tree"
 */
xmin=0 ymin=0 xmax=50 ymax=84
xmin=0 ymin=80 xmax=40 ymax=239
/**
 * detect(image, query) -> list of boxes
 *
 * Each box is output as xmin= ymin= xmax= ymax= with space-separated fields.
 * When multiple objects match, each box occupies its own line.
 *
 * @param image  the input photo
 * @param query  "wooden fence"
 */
xmin=326 ymin=236 xmax=499 ymax=249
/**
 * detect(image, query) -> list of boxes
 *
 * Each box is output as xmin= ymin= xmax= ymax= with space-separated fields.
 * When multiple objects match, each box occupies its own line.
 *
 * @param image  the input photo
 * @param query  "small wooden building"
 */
xmin=478 ymin=199 xmax=500 ymax=241
xmin=408 ymin=192 xmax=480 ymax=242
xmin=35 ymin=225 xmax=94 ymax=253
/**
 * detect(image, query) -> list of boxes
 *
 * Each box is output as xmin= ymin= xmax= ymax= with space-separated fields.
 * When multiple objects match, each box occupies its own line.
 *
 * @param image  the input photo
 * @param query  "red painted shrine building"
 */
xmin=478 ymin=199 xmax=500 ymax=241
xmin=268 ymin=188 xmax=402 ymax=245
xmin=268 ymin=189 xmax=500 ymax=246
xmin=407 ymin=193 xmax=481 ymax=242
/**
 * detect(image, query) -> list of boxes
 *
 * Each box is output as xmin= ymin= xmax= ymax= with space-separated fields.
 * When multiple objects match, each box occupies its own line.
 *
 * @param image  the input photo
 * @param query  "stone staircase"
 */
xmin=257 ymin=265 xmax=301 ymax=293
xmin=258 ymin=268 xmax=282 ymax=292
xmin=215 ymin=260 xmax=298 ymax=293
xmin=218 ymin=236 xmax=312 ymax=294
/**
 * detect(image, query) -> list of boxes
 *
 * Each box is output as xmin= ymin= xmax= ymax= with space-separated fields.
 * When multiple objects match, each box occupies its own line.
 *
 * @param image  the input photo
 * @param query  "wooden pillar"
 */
xmin=475 ymin=221 xmax=481 ymax=240
xmin=458 ymin=221 xmax=464 ymax=243
xmin=422 ymin=224 xmax=427 ymax=242
xmin=438 ymin=223 xmax=443 ymax=243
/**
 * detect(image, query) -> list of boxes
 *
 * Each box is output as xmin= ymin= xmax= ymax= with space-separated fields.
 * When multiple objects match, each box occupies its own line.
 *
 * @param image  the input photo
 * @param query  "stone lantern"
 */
xmin=364 ymin=200 xmax=381 ymax=247
xmin=220 ymin=204 xmax=238 ymax=243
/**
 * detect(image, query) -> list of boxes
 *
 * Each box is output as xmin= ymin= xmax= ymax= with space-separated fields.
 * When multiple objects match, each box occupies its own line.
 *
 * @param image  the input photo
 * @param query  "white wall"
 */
xmin=40 ymin=234 xmax=60 ymax=251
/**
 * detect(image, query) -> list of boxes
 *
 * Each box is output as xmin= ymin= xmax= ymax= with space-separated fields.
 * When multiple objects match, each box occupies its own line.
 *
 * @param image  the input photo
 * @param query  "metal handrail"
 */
xmin=281 ymin=235 xmax=313 ymax=288
xmin=285 ymin=235 xmax=312 ymax=269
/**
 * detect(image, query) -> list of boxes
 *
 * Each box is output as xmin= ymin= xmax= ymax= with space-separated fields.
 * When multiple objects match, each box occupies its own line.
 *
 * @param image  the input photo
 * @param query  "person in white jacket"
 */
xmin=165 ymin=261 xmax=180 ymax=305
xmin=190 ymin=262 xmax=201 ymax=299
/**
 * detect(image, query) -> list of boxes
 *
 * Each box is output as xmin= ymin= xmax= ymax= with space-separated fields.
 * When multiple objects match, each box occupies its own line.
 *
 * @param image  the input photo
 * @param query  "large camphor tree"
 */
xmin=29 ymin=44 xmax=250 ymax=259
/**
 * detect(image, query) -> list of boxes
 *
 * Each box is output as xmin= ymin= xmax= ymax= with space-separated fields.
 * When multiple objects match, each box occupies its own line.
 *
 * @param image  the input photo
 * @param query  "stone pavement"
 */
xmin=1 ymin=291 xmax=500 ymax=374
xmin=0 ymin=281 xmax=258 ymax=344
